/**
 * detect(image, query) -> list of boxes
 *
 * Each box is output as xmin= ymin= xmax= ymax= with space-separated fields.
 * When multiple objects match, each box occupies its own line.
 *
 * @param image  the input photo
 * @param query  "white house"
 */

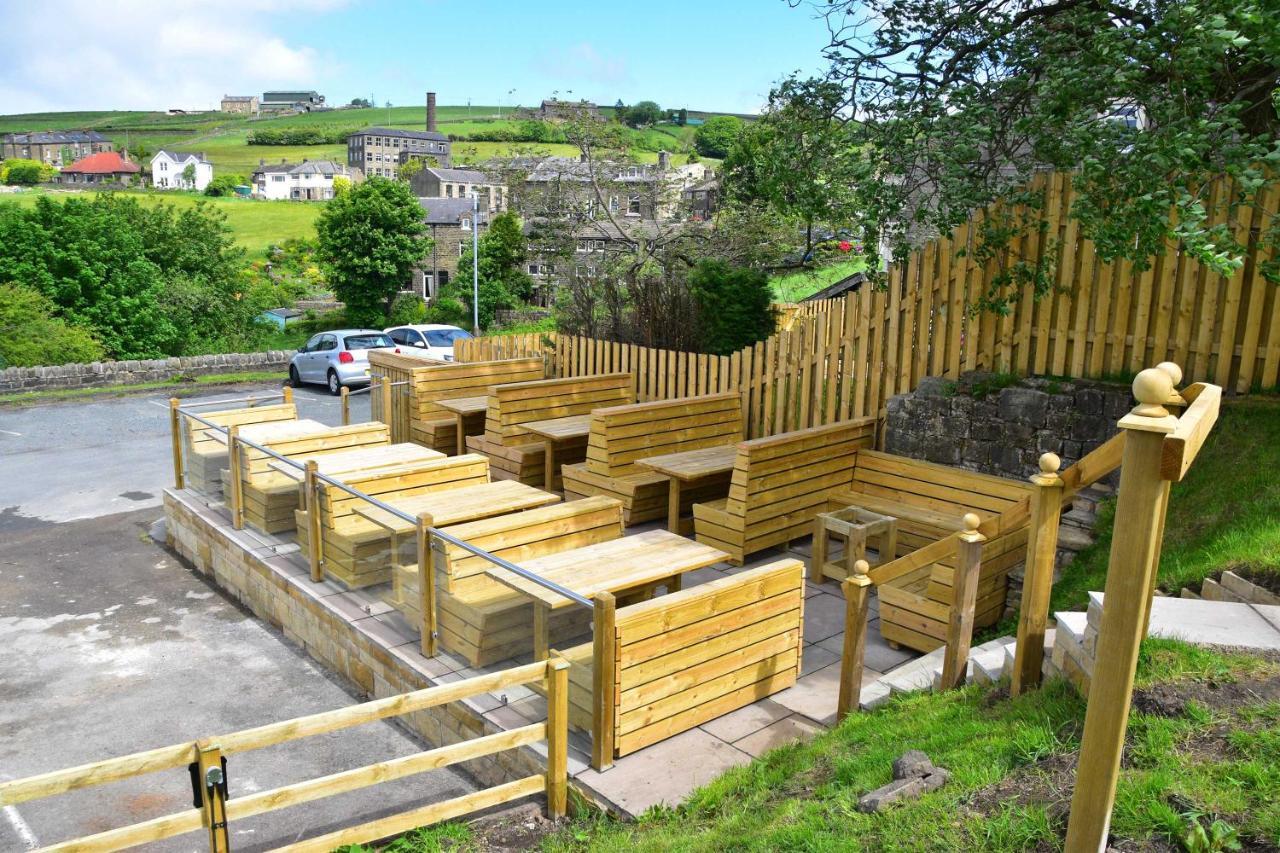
xmin=251 ymin=159 xmax=351 ymax=201
xmin=150 ymin=150 xmax=213 ymax=191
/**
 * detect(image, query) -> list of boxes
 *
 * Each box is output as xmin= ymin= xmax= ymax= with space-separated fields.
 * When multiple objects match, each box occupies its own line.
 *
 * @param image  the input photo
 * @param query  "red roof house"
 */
xmin=59 ymin=151 xmax=141 ymax=186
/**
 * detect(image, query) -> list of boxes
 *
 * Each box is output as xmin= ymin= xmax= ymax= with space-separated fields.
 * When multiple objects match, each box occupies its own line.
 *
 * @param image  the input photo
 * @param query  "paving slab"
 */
xmin=802 ymin=642 xmax=841 ymax=675
xmin=802 ymin=591 xmax=847 ymax=643
xmin=1090 ymin=594 xmax=1280 ymax=650
xmin=698 ymin=698 xmax=793 ymax=743
xmin=818 ymin=628 xmax=915 ymax=673
xmin=770 ymin=661 xmax=873 ymax=725
xmin=732 ymin=714 xmax=825 ymax=758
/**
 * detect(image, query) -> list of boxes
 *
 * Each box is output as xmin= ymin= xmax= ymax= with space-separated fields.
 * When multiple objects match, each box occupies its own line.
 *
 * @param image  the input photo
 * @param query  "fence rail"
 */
xmin=0 ymin=659 xmax=569 ymax=853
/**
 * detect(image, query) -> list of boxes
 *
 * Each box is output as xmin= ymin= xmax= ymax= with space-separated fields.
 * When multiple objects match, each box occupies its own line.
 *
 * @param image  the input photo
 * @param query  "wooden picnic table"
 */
xmin=520 ymin=414 xmax=594 ymax=492
xmin=433 ymin=395 xmax=489 ymax=455
xmin=211 ymin=418 xmax=328 ymax=446
xmin=268 ymin=443 xmax=444 ymax=482
xmin=636 ymin=444 xmax=740 ymax=533
xmin=485 ymin=529 xmax=730 ymax=659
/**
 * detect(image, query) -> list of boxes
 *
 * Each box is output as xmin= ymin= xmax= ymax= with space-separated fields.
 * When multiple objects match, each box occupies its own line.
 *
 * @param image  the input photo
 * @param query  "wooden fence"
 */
xmin=0 ymin=660 xmax=569 ymax=853
xmin=455 ymin=172 xmax=1277 ymax=439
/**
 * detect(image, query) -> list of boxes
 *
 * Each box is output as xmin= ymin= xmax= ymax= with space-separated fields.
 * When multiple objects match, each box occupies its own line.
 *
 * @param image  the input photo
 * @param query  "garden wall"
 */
xmin=0 ymin=350 xmax=295 ymax=394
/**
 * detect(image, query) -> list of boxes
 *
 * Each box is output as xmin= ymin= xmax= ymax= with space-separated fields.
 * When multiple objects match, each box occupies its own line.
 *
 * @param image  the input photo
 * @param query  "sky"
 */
xmin=0 ymin=0 xmax=838 ymax=116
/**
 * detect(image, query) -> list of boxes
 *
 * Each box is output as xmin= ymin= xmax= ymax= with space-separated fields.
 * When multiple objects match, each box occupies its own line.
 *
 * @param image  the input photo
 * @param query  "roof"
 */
xmin=153 ymin=149 xmax=209 ymax=165
xmin=418 ymin=197 xmax=490 ymax=225
xmin=262 ymin=307 xmax=304 ymax=319
xmin=222 ymin=95 xmax=257 ymax=101
xmin=263 ymin=90 xmax=319 ymax=99
xmin=252 ymin=160 xmax=347 ymax=176
xmin=801 ymin=270 xmax=867 ymax=302
xmin=61 ymin=151 xmax=139 ymax=174
xmin=352 ymin=126 xmax=449 ymax=143
xmin=423 ymin=167 xmax=488 ymax=183
xmin=4 ymin=130 xmax=110 ymax=145
xmin=524 ymin=156 xmax=655 ymax=184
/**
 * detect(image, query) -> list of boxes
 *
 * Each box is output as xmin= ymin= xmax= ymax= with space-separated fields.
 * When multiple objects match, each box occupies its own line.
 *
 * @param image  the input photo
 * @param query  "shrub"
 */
xmin=694 ymin=116 xmax=744 ymax=159
xmin=0 ymin=283 xmax=105 ymax=367
xmin=203 ymin=174 xmax=245 ymax=196
xmin=688 ymin=259 xmax=776 ymax=355
xmin=2 ymin=158 xmax=54 ymax=185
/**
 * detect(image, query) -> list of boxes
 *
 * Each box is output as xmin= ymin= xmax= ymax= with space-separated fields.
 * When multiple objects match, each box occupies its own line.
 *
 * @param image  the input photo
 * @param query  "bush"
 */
xmin=1 ymin=158 xmax=54 ymax=185
xmin=246 ymin=126 xmax=357 ymax=145
xmin=0 ymin=283 xmax=105 ymax=367
xmin=695 ymin=116 xmax=744 ymax=159
xmin=689 ymin=260 xmax=776 ymax=355
xmin=622 ymin=101 xmax=663 ymax=128
xmin=387 ymin=292 xmax=427 ymax=325
xmin=203 ymin=174 xmax=245 ymax=196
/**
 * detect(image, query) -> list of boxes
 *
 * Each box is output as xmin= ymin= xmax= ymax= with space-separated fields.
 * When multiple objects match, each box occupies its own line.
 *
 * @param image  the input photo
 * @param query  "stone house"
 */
xmin=57 ymin=151 xmax=140 ymax=186
xmin=348 ymin=91 xmax=451 ymax=178
xmin=2 ymin=131 xmax=112 ymax=167
xmin=409 ymin=167 xmax=507 ymax=213
xmin=413 ymin=198 xmax=489 ymax=300
xmin=220 ymin=95 xmax=259 ymax=114
xmin=538 ymin=99 xmax=602 ymax=121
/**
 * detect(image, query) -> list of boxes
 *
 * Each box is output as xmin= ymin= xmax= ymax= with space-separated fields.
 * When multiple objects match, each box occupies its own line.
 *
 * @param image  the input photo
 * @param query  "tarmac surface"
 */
xmin=0 ymin=383 xmax=477 ymax=850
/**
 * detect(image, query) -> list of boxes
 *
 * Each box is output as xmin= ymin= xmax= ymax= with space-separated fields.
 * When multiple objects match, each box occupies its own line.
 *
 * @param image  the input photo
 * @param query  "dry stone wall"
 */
xmin=0 ymin=351 xmax=295 ymax=394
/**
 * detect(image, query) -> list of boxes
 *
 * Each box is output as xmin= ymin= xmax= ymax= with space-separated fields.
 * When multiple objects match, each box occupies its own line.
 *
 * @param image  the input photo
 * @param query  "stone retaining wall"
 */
xmin=0 ymin=351 xmax=295 ymax=394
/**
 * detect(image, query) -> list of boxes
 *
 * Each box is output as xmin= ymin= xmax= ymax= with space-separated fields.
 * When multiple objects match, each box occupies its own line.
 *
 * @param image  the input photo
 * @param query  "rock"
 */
xmin=892 ymin=749 xmax=935 ymax=779
xmin=859 ymin=752 xmax=950 ymax=812
xmin=915 ymin=376 xmax=952 ymax=397
xmin=998 ymin=386 xmax=1048 ymax=425
xmin=858 ymin=776 xmax=925 ymax=813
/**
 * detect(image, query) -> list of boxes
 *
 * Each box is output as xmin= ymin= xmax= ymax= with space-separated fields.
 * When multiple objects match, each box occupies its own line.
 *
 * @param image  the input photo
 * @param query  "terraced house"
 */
xmin=2 ymin=130 xmax=112 ymax=167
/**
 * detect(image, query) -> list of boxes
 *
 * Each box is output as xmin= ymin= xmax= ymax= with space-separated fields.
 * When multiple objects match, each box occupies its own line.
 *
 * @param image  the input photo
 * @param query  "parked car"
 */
xmin=384 ymin=324 xmax=473 ymax=361
xmin=289 ymin=329 xmax=396 ymax=395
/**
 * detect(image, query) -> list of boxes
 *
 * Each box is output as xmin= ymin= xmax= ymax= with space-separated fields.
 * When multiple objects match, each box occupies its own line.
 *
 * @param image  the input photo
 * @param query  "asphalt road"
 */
xmin=0 ymin=383 xmax=476 ymax=851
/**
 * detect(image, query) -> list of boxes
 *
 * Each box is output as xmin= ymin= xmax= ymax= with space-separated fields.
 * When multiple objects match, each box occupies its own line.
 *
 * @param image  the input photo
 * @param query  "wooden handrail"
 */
xmin=1160 ymin=382 xmax=1222 ymax=481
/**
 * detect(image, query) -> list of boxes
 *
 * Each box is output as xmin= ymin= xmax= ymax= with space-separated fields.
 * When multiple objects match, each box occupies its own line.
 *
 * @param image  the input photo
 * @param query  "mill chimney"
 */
xmin=426 ymin=92 xmax=437 ymax=132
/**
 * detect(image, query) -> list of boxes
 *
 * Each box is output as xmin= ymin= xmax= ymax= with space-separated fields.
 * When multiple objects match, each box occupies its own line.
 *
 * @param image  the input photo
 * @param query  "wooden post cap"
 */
xmin=962 ymin=512 xmax=981 ymax=533
xmin=1155 ymin=361 xmax=1183 ymax=386
xmin=1131 ymin=368 xmax=1174 ymax=418
xmin=1038 ymin=452 xmax=1061 ymax=475
xmin=853 ymin=559 xmax=870 ymax=578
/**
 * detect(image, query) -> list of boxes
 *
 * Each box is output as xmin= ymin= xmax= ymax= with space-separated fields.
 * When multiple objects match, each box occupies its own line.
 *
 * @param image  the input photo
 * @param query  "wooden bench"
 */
xmin=692 ymin=418 xmax=878 ymax=564
xmin=183 ymin=401 xmax=296 ymax=496
xmin=389 ymin=497 xmax=625 ymax=666
xmin=230 ymin=422 xmax=393 ymax=534
xmin=561 ymin=392 xmax=742 ymax=525
xmin=368 ymin=351 xmax=545 ymax=450
xmin=465 ymin=373 xmax=634 ymax=490
xmin=294 ymin=454 xmax=491 ymax=588
xmin=828 ymin=450 xmax=1034 ymax=652
xmin=560 ymin=558 xmax=804 ymax=768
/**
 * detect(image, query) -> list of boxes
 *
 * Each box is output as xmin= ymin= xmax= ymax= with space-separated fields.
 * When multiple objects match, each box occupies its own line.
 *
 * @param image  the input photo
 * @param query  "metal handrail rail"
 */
xmin=176 ymin=406 xmax=592 ymax=609
xmin=177 ymin=391 xmax=288 ymax=410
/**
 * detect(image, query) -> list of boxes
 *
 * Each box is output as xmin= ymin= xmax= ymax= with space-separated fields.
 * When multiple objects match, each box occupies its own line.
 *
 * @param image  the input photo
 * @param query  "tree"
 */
xmin=688 ymin=261 xmax=777 ymax=355
xmin=204 ymin=174 xmax=245 ymax=197
xmin=448 ymin=211 xmax=534 ymax=330
xmin=180 ymin=163 xmax=197 ymax=189
xmin=315 ymin=177 xmax=432 ymax=325
xmin=677 ymin=108 xmax=688 ymax=126
xmin=1 ymin=158 xmax=53 ymax=185
xmin=623 ymin=100 xmax=663 ymax=128
xmin=0 ymin=283 xmax=104 ymax=367
xmin=397 ymin=157 xmax=427 ymax=183
xmin=803 ymin=0 xmax=1280 ymax=305
xmin=693 ymin=115 xmax=742 ymax=159
xmin=350 ymin=97 xmax=372 ymax=108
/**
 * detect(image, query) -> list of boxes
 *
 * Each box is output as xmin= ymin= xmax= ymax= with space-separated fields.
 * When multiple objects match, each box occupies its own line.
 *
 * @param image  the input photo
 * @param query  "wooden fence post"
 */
xmin=1065 ymin=368 xmax=1179 ymax=853
xmin=1011 ymin=452 xmax=1065 ymax=696
xmin=282 ymin=385 xmax=293 ymax=404
xmin=227 ymin=426 xmax=244 ymax=530
xmin=940 ymin=514 xmax=986 ymax=689
xmin=837 ymin=559 xmax=873 ymax=720
xmin=195 ymin=740 xmax=230 ymax=853
xmin=304 ymin=460 xmax=323 ymax=582
xmin=169 ymin=397 xmax=184 ymax=489
xmin=418 ymin=512 xmax=437 ymax=657
xmin=340 ymin=385 xmax=350 ymax=426
xmin=591 ymin=591 xmax=616 ymax=772
xmin=545 ymin=657 xmax=570 ymax=818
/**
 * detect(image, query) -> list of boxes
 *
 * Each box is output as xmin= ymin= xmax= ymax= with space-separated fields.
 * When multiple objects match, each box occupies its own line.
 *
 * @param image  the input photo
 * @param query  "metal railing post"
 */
xmin=1011 ymin=452 xmax=1065 ymax=696
xmin=227 ymin=426 xmax=245 ymax=530
xmin=837 ymin=559 xmax=872 ymax=720
xmin=305 ymin=460 xmax=323 ymax=582
xmin=417 ymin=512 xmax=437 ymax=657
xmin=169 ymin=397 xmax=184 ymax=489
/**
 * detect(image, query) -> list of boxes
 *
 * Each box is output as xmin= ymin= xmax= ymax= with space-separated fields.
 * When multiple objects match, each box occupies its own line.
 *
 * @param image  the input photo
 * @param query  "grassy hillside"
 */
xmin=0 ymin=189 xmax=320 ymax=256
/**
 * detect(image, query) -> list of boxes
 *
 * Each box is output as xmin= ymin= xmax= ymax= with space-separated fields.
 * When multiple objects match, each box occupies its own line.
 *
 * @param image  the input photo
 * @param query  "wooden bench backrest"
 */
xmin=241 ymin=423 xmax=390 ymax=481
xmin=435 ymin=496 xmax=624 ymax=597
xmin=318 ymin=454 xmax=490 ymax=528
xmin=850 ymin=451 xmax=1033 ymax=519
xmin=186 ymin=403 xmax=297 ymax=454
xmin=726 ymin=418 xmax=877 ymax=519
xmin=485 ymin=372 xmax=634 ymax=446
xmin=585 ymin=392 xmax=743 ymax=477
xmin=606 ymin=558 xmax=804 ymax=756
xmin=410 ymin=357 xmax=546 ymax=419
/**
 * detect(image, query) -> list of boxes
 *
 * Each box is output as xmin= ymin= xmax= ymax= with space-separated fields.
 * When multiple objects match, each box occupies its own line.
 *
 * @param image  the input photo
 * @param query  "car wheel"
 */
xmin=327 ymin=370 xmax=341 ymax=396
xmin=288 ymin=365 xmax=301 ymax=387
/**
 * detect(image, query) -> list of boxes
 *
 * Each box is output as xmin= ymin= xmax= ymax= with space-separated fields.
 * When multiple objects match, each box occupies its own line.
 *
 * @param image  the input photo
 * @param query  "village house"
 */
xmin=2 ymin=131 xmax=113 ymax=168
xmin=57 ymin=151 xmax=140 ymax=186
xmin=261 ymin=90 xmax=325 ymax=112
xmin=150 ymin=150 xmax=213 ymax=191
xmin=251 ymin=159 xmax=350 ymax=200
xmin=348 ymin=92 xmax=451 ymax=178
xmin=220 ymin=95 xmax=259 ymax=114
xmin=412 ymin=197 xmax=489 ymax=300
xmin=538 ymin=99 xmax=602 ymax=121
xmin=409 ymin=166 xmax=507 ymax=213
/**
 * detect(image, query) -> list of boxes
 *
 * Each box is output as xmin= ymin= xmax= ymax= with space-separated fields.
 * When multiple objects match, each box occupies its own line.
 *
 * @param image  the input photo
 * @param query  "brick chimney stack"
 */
xmin=426 ymin=92 xmax=437 ymax=132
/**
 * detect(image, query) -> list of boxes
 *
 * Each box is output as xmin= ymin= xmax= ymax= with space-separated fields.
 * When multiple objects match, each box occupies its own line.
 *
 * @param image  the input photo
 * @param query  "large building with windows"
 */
xmin=347 ymin=91 xmax=452 ymax=178
xmin=2 ymin=131 xmax=113 ymax=167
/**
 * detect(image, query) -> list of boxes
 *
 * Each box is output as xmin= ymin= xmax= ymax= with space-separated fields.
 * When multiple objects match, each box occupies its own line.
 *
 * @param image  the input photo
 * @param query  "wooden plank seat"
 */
xmin=183 ymin=402 xmax=297 ymax=496
xmin=558 ymin=558 xmax=804 ymax=766
xmin=561 ymin=392 xmax=743 ymax=526
xmin=691 ymin=418 xmax=878 ymax=564
xmin=367 ymin=352 xmax=545 ymax=451
xmin=826 ymin=450 xmax=1035 ymax=653
xmin=465 ymin=373 xmax=634 ymax=490
xmin=294 ymin=453 xmax=491 ymax=589
xmin=230 ymin=422 xmax=395 ymax=534
xmin=391 ymin=497 xmax=626 ymax=667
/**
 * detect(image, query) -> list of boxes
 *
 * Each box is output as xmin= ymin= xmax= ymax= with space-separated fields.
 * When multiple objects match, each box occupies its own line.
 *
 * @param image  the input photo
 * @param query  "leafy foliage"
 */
xmin=688 ymin=260 xmax=777 ymax=354
xmin=246 ymin=126 xmax=356 ymax=145
xmin=621 ymin=100 xmax=664 ymax=128
xmin=315 ymin=177 xmax=432 ymax=326
xmin=693 ymin=115 xmax=743 ymax=159
xmin=203 ymin=173 xmax=246 ymax=196
xmin=447 ymin=211 xmax=534 ymax=330
xmin=802 ymin=0 xmax=1280 ymax=305
xmin=0 ymin=283 xmax=105 ymax=367
xmin=1 ymin=158 xmax=55 ymax=185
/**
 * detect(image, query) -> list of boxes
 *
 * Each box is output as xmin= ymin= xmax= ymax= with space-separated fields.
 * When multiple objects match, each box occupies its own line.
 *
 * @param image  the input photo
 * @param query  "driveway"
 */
xmin=0 ymin=384 xmax=476 ymax=851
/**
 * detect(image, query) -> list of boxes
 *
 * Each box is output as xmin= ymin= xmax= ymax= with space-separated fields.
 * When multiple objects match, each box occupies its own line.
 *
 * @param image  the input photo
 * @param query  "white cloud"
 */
xmin=0 ymin=0 xmax=345 ymax=113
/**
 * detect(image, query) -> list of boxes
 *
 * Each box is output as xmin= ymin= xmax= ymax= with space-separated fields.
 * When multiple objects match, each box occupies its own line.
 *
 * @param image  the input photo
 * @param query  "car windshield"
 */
xmin=343 ymin=334 xmax=394 ymax=350
xmin=424 ymin=329 xmax=473 ymax=347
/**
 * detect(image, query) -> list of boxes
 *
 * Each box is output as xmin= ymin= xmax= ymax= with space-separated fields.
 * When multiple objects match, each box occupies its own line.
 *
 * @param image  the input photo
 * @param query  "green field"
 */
xmin=770 ymin=259 xmax=869 ymax=301
xmin=0 ymin=189 xmax=320 ymax=256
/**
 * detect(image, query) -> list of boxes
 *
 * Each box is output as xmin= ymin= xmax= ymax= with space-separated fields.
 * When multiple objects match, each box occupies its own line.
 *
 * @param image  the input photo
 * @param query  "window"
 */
xmin=528 ymin=264 xmax=540 ymax=275
xmin=461 ymin=218 xmax=471 ymax=229
xmin=159 ymin=161 xmax=167 ymax=172
xmin=342 ymin=333 xmax=394 ymax=351
xmin=446 ymin=185 xmax=453 ymax=198
xmin=317 ymin=334 xmax=337 ymax=352
xmin=303 ymin=334 xmax=324 ymax=352
xmin=272 ymin=175 xmax=285 ymax=182
xmin=628 ymin=195 xmax=642 ymax=215
xmin=458 ymin=243 xmax=466 ymax=257
xmin=424 ymin=329 xmax=472 ymax=347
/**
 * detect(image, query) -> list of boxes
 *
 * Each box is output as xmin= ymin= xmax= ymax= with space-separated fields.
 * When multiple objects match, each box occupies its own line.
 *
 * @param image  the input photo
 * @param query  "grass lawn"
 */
xmin=0 ymin=370 xmax=287 ymax=406
xmin=0 ymin=189 xmax=321 ymax=256
xmin=771 ymin=259 xmax=869 ymax=302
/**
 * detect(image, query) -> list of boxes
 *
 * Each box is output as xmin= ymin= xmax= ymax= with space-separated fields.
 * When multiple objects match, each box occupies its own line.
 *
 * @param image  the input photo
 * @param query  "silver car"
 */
xmin=289 ymin=329 xmax=396 ymax=395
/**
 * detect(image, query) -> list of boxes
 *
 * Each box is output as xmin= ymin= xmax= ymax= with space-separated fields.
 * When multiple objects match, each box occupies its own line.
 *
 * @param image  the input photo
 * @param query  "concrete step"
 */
xmin=1087 ymin=593 xmax=1280 ymax=651
xmin=859 ymin=681 xmax=893 ymax=711
xmin=882 ymin=647 xmax=947 ymax=694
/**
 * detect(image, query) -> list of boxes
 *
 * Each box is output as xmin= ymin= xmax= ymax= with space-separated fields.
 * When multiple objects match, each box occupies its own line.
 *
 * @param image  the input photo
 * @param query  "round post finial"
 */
xmin=962 ymin=512 xmax=981 ymax=533
xmin=853 ymin=559 xmax=870 ymax=578
xmin=1155 ymin=361 xmax=1183 ymax=387
xmin=1038 ymin=452 xmax=1061 ymax=475
xmin=1130 ymin=368 xmax=1174 ymax=418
